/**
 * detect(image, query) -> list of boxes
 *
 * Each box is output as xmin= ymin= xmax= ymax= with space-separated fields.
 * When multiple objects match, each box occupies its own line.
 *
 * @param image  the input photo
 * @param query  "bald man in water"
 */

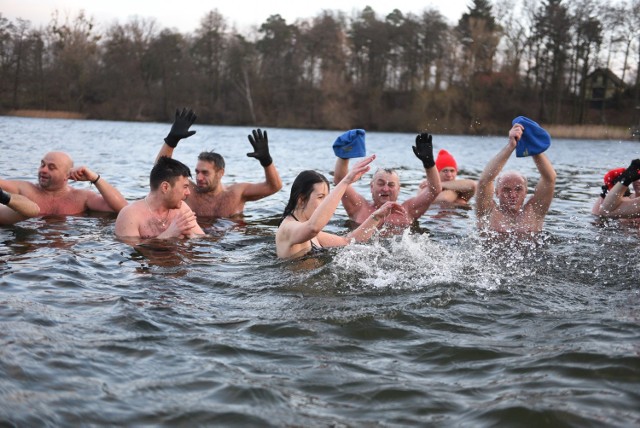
xmin=476 ymin=124 xmax=556 ymax=233
xmin=0 ymin=151 xmax=127 ymax=222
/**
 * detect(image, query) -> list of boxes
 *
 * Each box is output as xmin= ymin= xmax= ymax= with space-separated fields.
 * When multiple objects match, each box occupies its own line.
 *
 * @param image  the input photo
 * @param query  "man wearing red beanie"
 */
xmin=420 ymin=149 xmax=477 ymax=208
xmin=591 ymin=168 xmax=632 ymax=216
xmin=597 ymin=159 xmax=640 ymax=219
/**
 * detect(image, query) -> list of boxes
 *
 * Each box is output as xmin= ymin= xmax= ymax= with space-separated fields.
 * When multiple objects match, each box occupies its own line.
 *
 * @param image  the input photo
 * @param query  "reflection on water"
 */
xmin=0 ymin=116 xmax=639 ymax=426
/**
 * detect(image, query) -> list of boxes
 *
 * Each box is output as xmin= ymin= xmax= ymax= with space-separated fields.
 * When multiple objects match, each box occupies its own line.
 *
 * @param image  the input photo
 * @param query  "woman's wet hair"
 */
xmin=281 ymin=170 xmax=330 ymax=224
xmin=150 ymin=156 xmax=192 ymax=190
xmin=198 ymin=151 xmax=225 ymax=170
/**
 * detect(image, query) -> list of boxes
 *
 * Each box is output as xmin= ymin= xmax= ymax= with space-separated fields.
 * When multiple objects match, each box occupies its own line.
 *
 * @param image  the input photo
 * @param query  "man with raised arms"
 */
xmin=155 ymin=108 xmax=282 ymax=218
xmin=0 ymin=151 xmax=127 ymax=223
xmin=333 ymin=132 xmax=442 ymax=229
xmin=115 ymin=156 xmax=204 ymax=239
xmin=476 ymin=122 xmax=556 ymax=234
xmin=598 ymin=159 xmax=640 ymax=219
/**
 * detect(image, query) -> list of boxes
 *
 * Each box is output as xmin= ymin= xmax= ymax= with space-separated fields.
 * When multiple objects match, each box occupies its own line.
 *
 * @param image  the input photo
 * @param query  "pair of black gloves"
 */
xmin=600 ymin=159 xmax=640 ymax=198
xmin=164 ymin=108 xmax=273 ymax=167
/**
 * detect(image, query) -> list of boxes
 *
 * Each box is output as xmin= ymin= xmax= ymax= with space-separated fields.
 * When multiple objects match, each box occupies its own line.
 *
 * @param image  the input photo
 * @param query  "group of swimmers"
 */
xmin=1 ymin=109 xmax=639 ymax=259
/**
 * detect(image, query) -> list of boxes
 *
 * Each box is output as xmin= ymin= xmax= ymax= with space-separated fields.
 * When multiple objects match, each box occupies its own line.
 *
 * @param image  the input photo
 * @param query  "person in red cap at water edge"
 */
xmin=598 ymin=159 xmax=640 ymax=219
xmin=476 ymin=119 xmax=556 ymax=234
xmin=418 ymin=149 xmax=477 ymax=209
xmin=332 ymin=130 xmax=441 ymax=230
xmin=591 ymin=167 xmax=640 ymax=217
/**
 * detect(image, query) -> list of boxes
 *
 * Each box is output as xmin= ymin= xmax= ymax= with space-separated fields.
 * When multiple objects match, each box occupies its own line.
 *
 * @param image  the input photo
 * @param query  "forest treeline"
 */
xmin=1 ymin=0 xmax=639 ymax=134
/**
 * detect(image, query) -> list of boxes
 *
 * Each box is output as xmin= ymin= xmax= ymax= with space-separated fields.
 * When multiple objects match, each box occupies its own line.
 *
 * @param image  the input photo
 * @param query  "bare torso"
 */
xmin=485 ymin=205 xmax=544 ymax=233
xmin=17 ymin=182 xmax=94 ymax=216
xmin=116 ymin=200 xmax=186 ymax=239
xmin=185 ymin=182 xmax=246 ymax=218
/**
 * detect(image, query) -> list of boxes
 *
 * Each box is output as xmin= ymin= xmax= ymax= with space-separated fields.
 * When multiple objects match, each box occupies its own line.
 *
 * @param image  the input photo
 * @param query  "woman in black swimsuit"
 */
xmin=276 ymin=155 xmax=404 ymax=259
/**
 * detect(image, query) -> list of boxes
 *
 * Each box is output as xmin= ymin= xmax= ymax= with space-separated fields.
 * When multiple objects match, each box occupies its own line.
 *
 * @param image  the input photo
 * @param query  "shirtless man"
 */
xmin=0 ymin=151 xmax=127 ymax=221
xmin=419 ymin=149 xmax=477 ymax=208
xmin=333 ymin=132 xmax=442 ymax=228
xmin=156 ymin=108 xmax=282 ymax=218
xmin=476 ymin=123 xmax=556 ymax=234
xmin=598 ymin=159 xmax=640 ymax=219
xmin=0 ymin=187 xmax=41 ymax=225
xmin=115 ymin=156 xmax=204 ymax=239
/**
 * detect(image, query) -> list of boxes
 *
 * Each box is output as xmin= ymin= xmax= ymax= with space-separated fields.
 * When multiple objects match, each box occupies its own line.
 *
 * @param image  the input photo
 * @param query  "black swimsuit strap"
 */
xmin=290 ymin=213 xmax=323 ymax=249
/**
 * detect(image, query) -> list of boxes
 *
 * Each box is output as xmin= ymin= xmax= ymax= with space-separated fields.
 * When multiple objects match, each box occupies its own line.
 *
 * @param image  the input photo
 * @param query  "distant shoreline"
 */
xmin=6 ymin=109 xmax=88 ymax=120
xmin=3 ymin=109 xmax=636 ymax=141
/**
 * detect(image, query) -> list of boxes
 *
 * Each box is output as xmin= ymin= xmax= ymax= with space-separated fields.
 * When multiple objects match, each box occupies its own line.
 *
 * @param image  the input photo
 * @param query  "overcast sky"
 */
xmin=4 ymin=0 xmax=471 ymax=33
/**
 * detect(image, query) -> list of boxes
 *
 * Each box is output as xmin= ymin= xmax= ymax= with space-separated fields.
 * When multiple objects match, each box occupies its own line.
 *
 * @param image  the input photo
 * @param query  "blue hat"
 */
xmin=512 ymin=116 xmax=551 ymax=158
xmin=333 ymin=129 xmax=366 ymax=159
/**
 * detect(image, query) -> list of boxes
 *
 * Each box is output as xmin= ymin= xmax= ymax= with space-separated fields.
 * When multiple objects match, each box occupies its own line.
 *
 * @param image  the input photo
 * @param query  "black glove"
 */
xmin=619 ymin=159 xmax=640 ymax=186
xmin=0 ymin=187 xmax=11 ymax=205
xmin=164 ymin=108 xmax=197 ymax=148
xmin=600 ymin=184 xmax=608 ymax=199
xmin=413 ymin=133 xmax=435 ymax=169
xmin=247 ymin=129 xmax=273 ymax=167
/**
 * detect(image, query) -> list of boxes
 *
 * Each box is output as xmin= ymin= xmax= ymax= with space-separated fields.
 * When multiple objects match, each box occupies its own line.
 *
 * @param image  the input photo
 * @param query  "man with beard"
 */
xmin=476 ymin=122 xmax=556 ymax=234
xmin=0 ymin=151 xmax=127 ymax=223
xmin=115 ymin=156 xmax=203 ymax=239
xmin=155 ymin=108 xmax=282 ymax=218
xmin=332 ymin=132 xmax=442 ymax=229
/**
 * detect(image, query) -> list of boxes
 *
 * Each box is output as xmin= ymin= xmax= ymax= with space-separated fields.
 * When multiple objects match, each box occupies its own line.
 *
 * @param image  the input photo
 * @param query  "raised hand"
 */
xmin=344 ymin=154 xmax=376 ymax=184
xmin=246 ymin=129 xmax=273 ymax=167
xmin=164 ymin=108 xmax=197 ymax=148
xmin=619 ymin=159 xmax=640 ymax=186
xmin=372 ymin=201 xmax=405 ymax=222
xmin=509 ymin=124 xmax=524 ymax=147
xmin=413 ymin=133 xmax=435 ymax=168
xmin=69 ymin=166 xmax=98 ymax=183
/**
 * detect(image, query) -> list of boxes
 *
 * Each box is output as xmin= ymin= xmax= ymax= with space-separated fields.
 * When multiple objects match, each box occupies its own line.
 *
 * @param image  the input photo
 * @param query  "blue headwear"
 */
xmin=333 ymin=129 xmax=366 ymax=159
xmin=512 ymin=116 xmax=551 ymax=158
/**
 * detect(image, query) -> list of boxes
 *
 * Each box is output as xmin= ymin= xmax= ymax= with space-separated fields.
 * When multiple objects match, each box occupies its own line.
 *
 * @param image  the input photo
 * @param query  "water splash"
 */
xmin=331 ymin=230 xmax=540 ymax=292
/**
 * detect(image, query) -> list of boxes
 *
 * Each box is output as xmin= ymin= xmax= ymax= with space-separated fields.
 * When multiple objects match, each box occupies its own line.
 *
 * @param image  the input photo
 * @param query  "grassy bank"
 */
xmin=6 ymin=109 xmax=88 ymax=119
xmin=2 ymin=109 xmax=637 ymax=141
xmin=545 ymin=124 xmax=634 ymax=140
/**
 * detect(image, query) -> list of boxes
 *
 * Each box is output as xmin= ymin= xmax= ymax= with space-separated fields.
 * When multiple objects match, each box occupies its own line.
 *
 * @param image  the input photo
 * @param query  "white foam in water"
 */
xmin=333 ymin=230 xmax=508 ymax=291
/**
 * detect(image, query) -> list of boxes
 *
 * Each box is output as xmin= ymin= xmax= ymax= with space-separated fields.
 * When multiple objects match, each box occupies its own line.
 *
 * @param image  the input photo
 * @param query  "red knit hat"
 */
xmin=604 ymin=168 xmax=625 ymax=190
xmin=435 ymin=149 xmax=457 ymax=171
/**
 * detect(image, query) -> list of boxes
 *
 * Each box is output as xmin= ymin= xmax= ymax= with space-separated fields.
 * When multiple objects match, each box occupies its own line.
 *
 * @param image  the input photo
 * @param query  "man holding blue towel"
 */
xmin=332 ymin=130 xmax=442 ymax=229
xmin=476 ymin=119 xmax=556 ymax=234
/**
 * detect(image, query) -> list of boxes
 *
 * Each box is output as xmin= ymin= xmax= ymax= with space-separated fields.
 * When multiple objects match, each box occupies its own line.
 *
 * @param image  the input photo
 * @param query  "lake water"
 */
xmin=0 ymin=116 xmax=639 ymax=426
